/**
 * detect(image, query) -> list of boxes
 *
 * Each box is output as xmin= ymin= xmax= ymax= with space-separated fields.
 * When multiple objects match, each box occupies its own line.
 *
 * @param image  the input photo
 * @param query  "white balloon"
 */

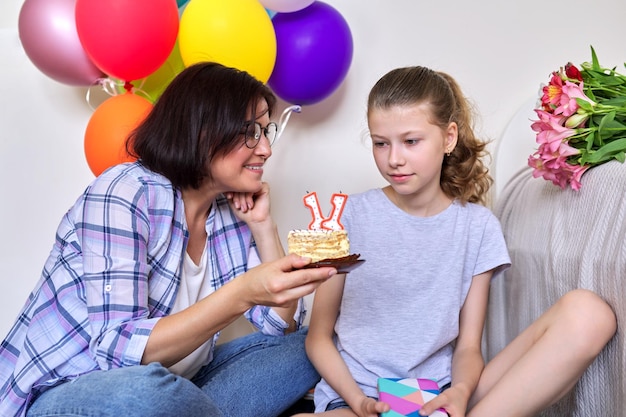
xmin=260 ymin=0 xmax=315 ymax=13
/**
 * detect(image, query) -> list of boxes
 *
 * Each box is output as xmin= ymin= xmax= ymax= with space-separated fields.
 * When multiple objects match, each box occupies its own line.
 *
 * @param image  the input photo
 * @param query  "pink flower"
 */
xmin=556 ymin=141 xmax=580 ymax=158
xmin=528 ymin=116 xmax=582 ymax=190
xmin=536 ymin=140 xmax=579 ymax=169
xmin=568 ymin=164 xmax=590 ymax=190
xmin=554 ymin=81 xmax=595 ymax=117
xmin=528 ymin=153 xmax=566 ymax=188
xmin=531 ymin=109 xmax=575 ymax=153
xmin=529 ymin=151 xmax=589 ymax=191
xmin=541 ymin=72 xmax=565 ymax=110
xmin=528 ymin=153 xmax=554 ymax=179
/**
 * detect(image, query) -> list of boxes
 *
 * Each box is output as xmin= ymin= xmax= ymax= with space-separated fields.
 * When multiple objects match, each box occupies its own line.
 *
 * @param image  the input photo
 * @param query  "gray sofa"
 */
xmin=485 ymin=161 xmax=624 ymax=415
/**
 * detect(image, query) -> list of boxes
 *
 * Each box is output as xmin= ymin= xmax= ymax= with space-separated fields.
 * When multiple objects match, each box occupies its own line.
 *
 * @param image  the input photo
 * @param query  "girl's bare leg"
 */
xmin=468 ymin=289 xmax=616 ymax=417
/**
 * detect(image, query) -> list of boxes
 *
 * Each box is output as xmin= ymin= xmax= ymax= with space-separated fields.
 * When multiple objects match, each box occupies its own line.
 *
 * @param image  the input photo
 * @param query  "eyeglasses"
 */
xmin=242 ymin=121 xmax=278 ymax=149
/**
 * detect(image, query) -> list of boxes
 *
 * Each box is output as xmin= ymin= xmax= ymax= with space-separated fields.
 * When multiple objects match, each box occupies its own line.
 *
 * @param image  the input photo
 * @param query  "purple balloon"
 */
xmin=268 ymin=2 xmax=353 ymax=105
xmin=18 ymin=0 xmax=105 ymax=86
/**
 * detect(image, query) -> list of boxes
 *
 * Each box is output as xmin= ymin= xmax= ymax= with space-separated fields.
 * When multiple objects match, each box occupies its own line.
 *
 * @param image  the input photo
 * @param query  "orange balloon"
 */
xmin=84 ymin=92 xmax=153 ymax=176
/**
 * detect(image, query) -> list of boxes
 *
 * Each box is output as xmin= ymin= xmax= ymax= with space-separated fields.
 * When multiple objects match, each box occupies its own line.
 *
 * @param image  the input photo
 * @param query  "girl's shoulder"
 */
xmin=347 ymin=188 xmax=386 ymax=205
xmin=455 ymin=200 xmax=498 ymax=220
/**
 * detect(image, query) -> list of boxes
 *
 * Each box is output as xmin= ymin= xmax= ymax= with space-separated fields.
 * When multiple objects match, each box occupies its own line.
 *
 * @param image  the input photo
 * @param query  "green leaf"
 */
xmin=585 ymin=138 xmax=626 ymax=164
xmin=602 ymin=119 xmax=626 ymax=130
xmin=598 ymin=111 xmax=616 ymax=141
xmin=582 ymin=67 xmax=626 ymax=90
xmin=579 ymin=152 xmax=591 ymax=165
xmin=597 ymin=75 xmax=624 ymax=87
xmin=591 ymin=45 xmax=600 ymax=70
xmin=586 ymin=131 xmax=595 ymax=151
xmin=585 ymin=88 xmax=598 ymax=102
xmin=577 ymin=99 xmax=594 ymax=111
xmin=600 ymin=97 xmax=626 ymax=107
xmin=590 ymin=115 xmax=602 ymax=128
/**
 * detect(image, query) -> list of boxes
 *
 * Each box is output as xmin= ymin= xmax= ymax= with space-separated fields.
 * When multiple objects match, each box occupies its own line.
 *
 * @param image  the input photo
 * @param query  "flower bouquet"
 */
xmin=528 ymin=46 xmax=626 ymax=190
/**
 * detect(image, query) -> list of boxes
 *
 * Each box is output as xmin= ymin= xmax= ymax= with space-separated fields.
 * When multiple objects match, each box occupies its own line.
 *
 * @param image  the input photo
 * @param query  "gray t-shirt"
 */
xmin=313 ymin=188 xmax=511 ymax=411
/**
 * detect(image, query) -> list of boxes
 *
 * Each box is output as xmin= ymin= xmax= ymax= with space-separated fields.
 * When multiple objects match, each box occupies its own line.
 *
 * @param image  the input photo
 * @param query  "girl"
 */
xmin=296 ymin=66 xmax=616 ymax=417
xmin=0 ymin=62 xmax=336 ymax=417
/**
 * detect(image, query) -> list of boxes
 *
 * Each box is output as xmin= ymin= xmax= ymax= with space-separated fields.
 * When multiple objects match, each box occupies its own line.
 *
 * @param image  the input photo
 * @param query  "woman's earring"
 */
xmin=446 ymin=150 xmax=451 ymax=157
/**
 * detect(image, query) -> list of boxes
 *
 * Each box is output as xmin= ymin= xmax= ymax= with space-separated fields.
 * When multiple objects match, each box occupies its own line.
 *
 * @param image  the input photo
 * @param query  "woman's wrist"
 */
xmin=247 ymin=217 xmax=277 ymax=236
xmin=249 ymin=219 xmax=284 ymax=260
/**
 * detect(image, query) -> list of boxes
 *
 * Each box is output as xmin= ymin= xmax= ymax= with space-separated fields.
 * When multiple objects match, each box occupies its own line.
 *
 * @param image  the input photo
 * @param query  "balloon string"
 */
xmin=85 ymin=78 xmax=152 ymax=111
xmin=131 ymin=85 xmax=153 ymax=102
xmin=132 ymin=78 xmax=153 ymax=101
xmin=275 ymin=105 xmax=302 ymax=144
xmin=123 ymin=80 xmax=153 ymax=101
xmin=85 ymin=77 xmax=120 ymax=111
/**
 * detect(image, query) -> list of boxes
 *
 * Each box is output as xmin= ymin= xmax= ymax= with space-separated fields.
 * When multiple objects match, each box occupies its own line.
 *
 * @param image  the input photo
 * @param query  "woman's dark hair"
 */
xmin=367 ymin=66 xmax=492 ymax=205
xmin=127 ymin=62 xmax=277 ymax=189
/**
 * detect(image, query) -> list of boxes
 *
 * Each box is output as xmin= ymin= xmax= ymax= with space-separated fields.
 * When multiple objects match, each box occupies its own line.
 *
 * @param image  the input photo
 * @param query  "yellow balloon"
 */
xmin=134 ymin=40 xmax=185 ymax=102
xmin=179 ymin=0 xmax=276 ymax=83
xmin=115 ymin=41 xmax=185 ymax=103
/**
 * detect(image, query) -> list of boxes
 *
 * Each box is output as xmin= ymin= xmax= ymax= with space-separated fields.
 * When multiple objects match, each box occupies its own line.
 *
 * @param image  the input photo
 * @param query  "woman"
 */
xmin=0 ymin=62 xmax=336 ymax=417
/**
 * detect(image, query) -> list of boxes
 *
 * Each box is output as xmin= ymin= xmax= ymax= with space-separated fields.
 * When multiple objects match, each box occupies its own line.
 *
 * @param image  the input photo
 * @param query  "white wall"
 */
xmin=2 ymin=0 xmax=626 ymax=340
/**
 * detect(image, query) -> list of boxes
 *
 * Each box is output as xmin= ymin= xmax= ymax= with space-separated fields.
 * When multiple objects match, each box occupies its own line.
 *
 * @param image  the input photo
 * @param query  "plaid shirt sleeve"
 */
xmin=210 ymin=198 xmax=307 ymax=336
xmin=78 ymin=171 xmax=171 ymax=369
xmin=242 ymin=231 xmax=306 ymax=334
xmin=0 ymin=164 xmax=185 ymax=417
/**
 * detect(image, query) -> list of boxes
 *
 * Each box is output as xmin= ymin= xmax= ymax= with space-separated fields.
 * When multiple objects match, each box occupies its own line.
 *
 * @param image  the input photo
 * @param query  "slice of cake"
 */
xmin=287 ymin=229 xmax=350 ymax=263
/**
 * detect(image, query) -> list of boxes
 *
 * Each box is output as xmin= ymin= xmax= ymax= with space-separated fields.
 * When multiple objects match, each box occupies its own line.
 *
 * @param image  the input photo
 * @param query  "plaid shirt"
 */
xmin=0 ymin=162 xmax=303 ymax=417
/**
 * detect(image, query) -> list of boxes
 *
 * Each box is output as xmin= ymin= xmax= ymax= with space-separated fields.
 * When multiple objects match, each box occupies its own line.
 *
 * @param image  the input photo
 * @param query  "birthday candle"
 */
xmin=302 ymin=192 xmax=347 ymax=231
xmin=303 ymin=192 xmax=325 ymax=230
xmin=321 ymin=193 xmax=347 ymax=231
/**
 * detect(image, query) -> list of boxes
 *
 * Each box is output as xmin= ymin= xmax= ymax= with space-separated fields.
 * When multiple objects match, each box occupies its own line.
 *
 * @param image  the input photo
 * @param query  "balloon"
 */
xmin=75 ymin=0 xmax=179 ymax=82
xmin=177 ymin=0 xmax=190 ymax=7
xmin=268 ymin=2 xmax=353 ymax=105
xmin=129 ymin=40 xmax=185 ymax=103
xmin=84 ymin=93 xmax=153 ymax=176
xmin=260 ymin=0 xmax=315 ymax=13
xmin=179 ymin=0 xmax=276 ymax=83
xmin=17 ymin=0 xmax=104 ymax=86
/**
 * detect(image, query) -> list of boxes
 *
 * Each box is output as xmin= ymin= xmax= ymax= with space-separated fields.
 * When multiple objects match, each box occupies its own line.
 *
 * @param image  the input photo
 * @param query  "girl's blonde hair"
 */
xmin=367 ymin=66 xmax=492 ymax=205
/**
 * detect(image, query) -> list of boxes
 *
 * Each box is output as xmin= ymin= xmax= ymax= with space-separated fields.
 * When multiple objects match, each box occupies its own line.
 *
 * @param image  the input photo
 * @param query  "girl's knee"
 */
xmin=558 ymin=289 xmax=617 ymax=345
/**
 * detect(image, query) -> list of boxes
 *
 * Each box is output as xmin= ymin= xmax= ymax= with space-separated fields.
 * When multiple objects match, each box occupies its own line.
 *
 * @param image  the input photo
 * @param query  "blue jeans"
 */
xmin=27 ymin=328 xmax=319 ymax=417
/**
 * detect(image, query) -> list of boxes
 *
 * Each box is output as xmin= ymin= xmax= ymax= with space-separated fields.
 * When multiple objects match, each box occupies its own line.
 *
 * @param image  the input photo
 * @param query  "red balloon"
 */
xmin=75 ymin=0 xmax=179 ymax=82
xmin=18 ymin=0 xmax=104 ymax=86
xmin=84 ymin=92 xmax=153 ymax=176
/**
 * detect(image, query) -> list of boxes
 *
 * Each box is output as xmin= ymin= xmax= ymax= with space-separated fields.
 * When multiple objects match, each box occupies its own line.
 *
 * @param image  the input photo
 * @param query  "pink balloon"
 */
xmin=18 ymin=0 xmax=105 ymax=86
xmin=75 ymin=0 xmax=179 ymax=82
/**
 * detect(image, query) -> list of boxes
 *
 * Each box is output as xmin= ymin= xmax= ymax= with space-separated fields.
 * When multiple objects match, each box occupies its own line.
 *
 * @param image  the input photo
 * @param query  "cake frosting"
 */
xmin=287 ymin=229 xmax=350 ymax=263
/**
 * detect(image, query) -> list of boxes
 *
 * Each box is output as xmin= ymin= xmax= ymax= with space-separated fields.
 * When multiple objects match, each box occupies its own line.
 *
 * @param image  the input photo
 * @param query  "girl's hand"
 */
xmin=354 ymin=397 xmax=390 ymax=417
xmin=225 ymin=182 xmax=271 ymax=225
xmin=419 ymin=386 xmax=465 ymax=417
